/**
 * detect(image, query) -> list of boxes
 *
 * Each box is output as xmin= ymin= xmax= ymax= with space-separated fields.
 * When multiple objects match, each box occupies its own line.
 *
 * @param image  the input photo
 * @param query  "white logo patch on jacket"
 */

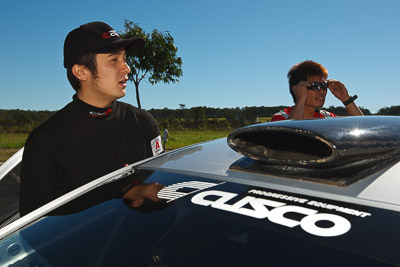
xmin=151 ymin=135 xmax=163 ymax=156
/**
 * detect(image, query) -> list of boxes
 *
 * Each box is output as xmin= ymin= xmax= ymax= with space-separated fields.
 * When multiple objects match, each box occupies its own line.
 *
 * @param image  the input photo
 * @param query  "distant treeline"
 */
xmin=149 ymin=105 xmax=373 ymax=130
xmin=0 ymin=109 xmax=54 ymax=134
xmin=1 ymin=105 xmax=398 ymax=134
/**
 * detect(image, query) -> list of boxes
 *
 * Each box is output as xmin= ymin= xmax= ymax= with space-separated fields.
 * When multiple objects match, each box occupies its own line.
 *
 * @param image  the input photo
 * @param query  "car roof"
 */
xmin=141 ymin=116 xmax=400 ymax=210
xmin=141 ymin=137 xmax=400 ymax=211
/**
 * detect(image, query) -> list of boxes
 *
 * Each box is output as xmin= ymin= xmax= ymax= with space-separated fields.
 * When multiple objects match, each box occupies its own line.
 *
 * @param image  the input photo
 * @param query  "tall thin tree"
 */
xmin=121 ymin=20 xmax=183 ymax=109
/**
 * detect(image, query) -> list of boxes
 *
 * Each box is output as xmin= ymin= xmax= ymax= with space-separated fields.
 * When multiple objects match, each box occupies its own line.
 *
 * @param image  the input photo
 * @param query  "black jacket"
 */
xmin=20 ymin=95 xmax=161 ymax=215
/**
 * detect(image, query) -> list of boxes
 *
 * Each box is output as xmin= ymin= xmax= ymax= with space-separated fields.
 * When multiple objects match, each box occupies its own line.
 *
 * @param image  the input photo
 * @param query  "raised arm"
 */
xmin=327 ymin=79 xmax=363 ymax=116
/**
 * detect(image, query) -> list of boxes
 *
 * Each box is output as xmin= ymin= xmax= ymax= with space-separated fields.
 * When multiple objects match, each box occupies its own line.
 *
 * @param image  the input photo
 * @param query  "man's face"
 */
xmin=305 ymin=76 xmax=327 ymax=109
xmin=89 ymin=49 xmax=131 ymax=103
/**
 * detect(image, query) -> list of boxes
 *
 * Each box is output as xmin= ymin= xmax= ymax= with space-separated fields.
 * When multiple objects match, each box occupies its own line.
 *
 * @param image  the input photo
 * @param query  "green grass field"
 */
xmin=0 ymin=131 xmax=231 ymax=163
xmin=163 ymin=130 xmax=230 ymax=150
xmin=0 ymin=134 xmax=28 ymax=149
xmin=257 ymin=117 xmax=272 ymax=123
xmin=0 ymin=134 xmax=28 ymax=162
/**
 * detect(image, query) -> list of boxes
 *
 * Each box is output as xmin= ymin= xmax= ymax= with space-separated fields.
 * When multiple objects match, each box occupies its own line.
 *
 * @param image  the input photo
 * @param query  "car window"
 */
xmin=0 ymin=162 xmax=21 ymax=227
xmin=5 ymin=212 xmax=394 ymax=267
xmin=2 ymin=170 xmax=396 ymax=266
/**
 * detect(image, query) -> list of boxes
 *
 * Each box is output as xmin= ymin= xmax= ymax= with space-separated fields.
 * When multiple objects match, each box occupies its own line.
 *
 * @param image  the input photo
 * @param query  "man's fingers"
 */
xmin=296 ymin=81 xmax=310 ymax=87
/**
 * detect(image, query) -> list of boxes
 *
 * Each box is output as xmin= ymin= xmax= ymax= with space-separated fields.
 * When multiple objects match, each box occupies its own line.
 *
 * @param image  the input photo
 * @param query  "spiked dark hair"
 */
xmin=287 ymin=60 xmax=328 ymax=103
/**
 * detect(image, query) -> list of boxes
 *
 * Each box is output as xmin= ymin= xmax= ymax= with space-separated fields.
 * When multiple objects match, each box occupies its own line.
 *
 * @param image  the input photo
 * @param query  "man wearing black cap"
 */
xmin=19 ymin=22 xmax=163 ymax=216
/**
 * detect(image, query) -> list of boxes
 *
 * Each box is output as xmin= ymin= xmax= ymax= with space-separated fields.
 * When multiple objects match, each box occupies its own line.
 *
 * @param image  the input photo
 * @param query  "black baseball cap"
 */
xmin=63 ymin=21 xmax=145 ymax=68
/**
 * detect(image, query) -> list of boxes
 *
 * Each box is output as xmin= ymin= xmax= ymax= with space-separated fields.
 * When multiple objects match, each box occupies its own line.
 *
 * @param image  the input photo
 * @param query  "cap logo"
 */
xmin=102 ymin=30 xmax=119 ymax=39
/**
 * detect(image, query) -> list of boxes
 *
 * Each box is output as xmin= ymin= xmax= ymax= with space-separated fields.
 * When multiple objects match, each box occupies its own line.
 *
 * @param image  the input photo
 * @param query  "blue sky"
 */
xmin=1 ymin=0 xmax=399 ymax=113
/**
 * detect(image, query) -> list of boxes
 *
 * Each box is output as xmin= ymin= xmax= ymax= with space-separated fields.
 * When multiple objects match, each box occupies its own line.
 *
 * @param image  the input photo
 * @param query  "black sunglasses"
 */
xmin=307 ymin=82 xmax=328 ymax=91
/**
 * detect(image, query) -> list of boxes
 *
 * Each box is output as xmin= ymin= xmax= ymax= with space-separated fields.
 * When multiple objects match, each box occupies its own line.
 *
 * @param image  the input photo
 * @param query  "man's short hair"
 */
xmin=287 ymin=60 xmax=328 ymax=103
xmin=66 ymin=54 xmax=97 ymax=91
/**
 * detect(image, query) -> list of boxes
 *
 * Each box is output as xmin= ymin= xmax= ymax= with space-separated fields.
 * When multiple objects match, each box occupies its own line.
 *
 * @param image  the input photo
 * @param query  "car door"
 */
xmin=0 ymin=148 xmax=23 ymax=227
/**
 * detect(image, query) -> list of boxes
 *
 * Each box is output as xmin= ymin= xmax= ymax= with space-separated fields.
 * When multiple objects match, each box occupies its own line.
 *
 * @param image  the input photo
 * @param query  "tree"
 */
xmin=190 ymin=107 xmax=207 ymax=129
xmin=121 ymin=20 xmax=183 ymax=109
xmin=376 ymin=105 xmax=400 ymax=115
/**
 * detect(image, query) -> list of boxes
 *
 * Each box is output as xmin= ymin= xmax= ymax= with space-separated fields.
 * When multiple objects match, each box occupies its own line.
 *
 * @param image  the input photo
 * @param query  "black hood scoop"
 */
xmin=227 ymin=116 xmax=400 ymax=186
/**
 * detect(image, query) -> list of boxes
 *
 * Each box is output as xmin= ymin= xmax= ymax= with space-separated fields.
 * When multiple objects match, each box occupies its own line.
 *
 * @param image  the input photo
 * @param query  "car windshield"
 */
xmin=0 ymin=169 xmax=398 ymax=266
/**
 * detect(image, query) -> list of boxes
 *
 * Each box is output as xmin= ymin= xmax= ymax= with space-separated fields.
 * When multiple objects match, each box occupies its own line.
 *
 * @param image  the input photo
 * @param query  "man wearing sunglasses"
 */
xmin=271 ymin=60 xmax=363 ymax=121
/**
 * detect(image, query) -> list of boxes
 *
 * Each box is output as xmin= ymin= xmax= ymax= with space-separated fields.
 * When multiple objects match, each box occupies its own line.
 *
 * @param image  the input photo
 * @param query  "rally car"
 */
xmin=0 ymin=116 xmax=399 ymax=266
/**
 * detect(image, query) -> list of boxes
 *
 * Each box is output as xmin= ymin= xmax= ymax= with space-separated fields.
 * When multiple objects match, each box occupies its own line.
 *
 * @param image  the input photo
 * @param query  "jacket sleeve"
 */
xmin=137 ymin=110 xmax=162 ymax=157
xmin=19 ymin=129 xmax=58 ymax=216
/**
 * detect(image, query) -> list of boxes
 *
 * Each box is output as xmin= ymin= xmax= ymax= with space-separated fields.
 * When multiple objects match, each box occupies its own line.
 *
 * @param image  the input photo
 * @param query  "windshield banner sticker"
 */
xmin=191 ymin=187 xmax=372 ymax=238
xmin=155 ymin=179 xmax=372 ymax=238
xmin=249 ymin=189 xmax=371 ymax=218
xmin=157 ymin=181 xmax=223 ymax=202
